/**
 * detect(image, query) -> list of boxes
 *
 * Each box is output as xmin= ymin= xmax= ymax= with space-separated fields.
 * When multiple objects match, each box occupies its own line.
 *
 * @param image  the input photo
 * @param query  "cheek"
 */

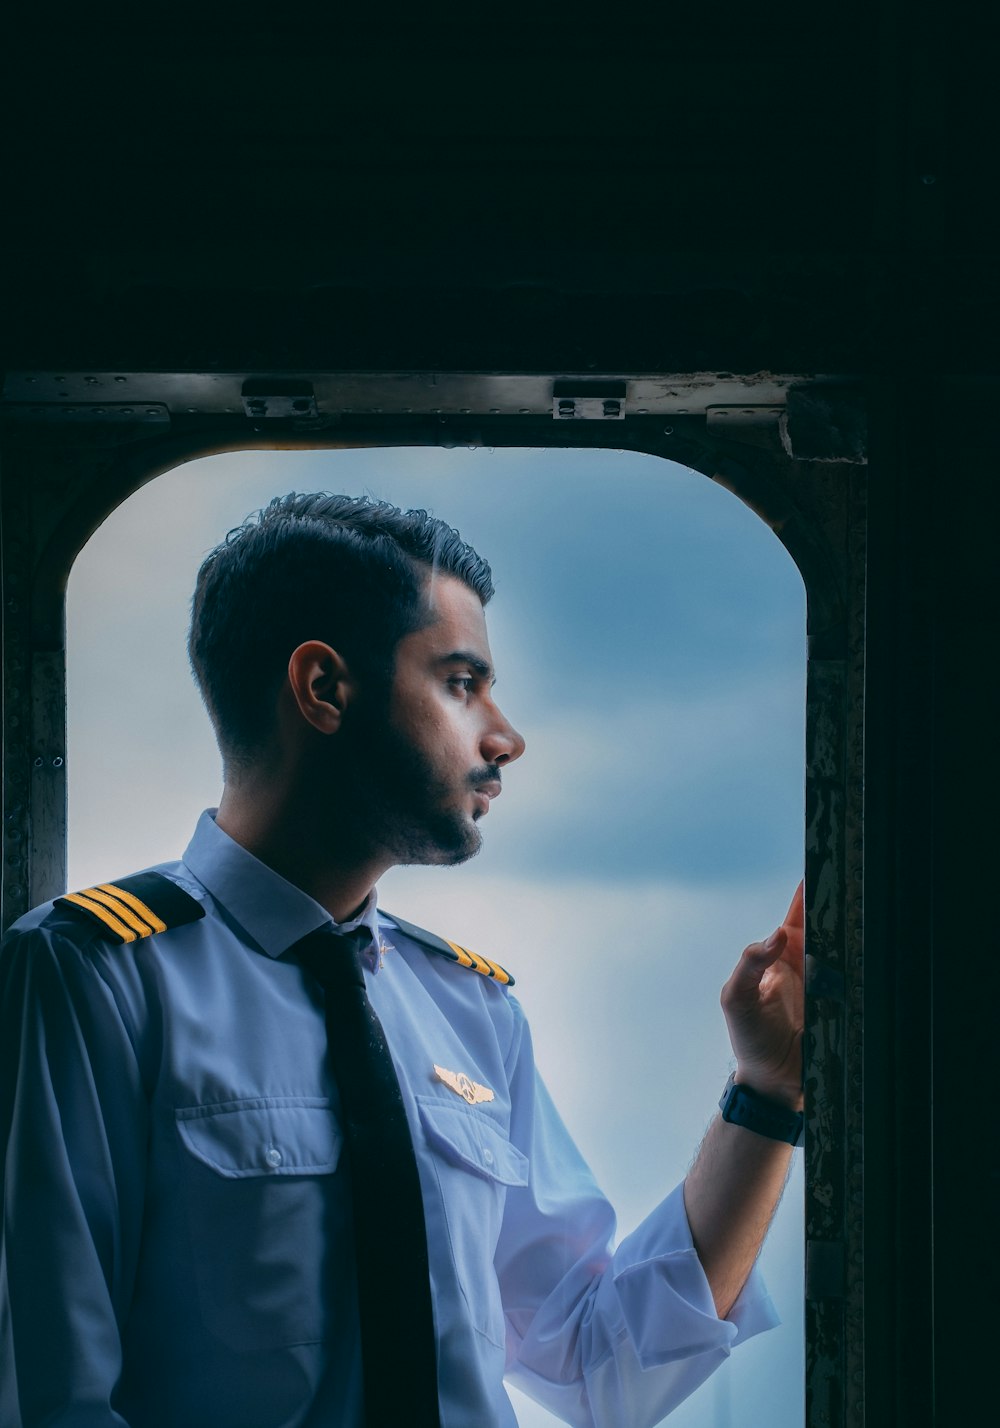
xmin=388 ymin=684 xmax=436 ymax=736
xmin=419 ymin=708 xmax=475 ymax=778
xmin=388 ymin=684 xmax=471 ymax=769
xmin=405 ymin=699 xmax=449 ymax=744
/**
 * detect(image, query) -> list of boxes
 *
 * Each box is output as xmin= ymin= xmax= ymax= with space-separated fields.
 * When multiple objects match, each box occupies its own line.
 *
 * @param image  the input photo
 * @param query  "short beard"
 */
xmin=373 ymin=728 xmax=484 ymax=867
xmin=337 ymin=700 xmax=486 ymax=868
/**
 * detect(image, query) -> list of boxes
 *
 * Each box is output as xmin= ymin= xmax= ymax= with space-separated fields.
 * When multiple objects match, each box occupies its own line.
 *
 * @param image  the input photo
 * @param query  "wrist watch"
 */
xmin=719 ymin=1072 xmax=805 ymax=1147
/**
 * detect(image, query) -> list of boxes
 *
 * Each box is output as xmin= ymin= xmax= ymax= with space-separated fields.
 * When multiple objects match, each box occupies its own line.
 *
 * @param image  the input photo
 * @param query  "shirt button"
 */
xmin=264 ymin=1146 xmax=283 ymax=1169
xmin=482 ymin=1147 xmax=494 ymax=1166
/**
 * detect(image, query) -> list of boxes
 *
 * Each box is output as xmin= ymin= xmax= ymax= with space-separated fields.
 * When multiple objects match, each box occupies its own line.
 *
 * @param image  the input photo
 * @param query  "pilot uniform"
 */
xmin=0 ymin=810 xmax=778 ymax=1428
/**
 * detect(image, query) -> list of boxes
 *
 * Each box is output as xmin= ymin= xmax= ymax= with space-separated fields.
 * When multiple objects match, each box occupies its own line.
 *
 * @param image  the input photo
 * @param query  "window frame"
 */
xmin=0 ymin=385 xmax=866 ymax=1427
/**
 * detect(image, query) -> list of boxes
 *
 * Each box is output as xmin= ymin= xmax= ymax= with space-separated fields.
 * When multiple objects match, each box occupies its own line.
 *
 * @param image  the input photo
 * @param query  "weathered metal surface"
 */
xmin=841 ymin=469 xmax=867 ymax=1428
xmin=4 ymin=404 xmax=170 ymax=426
xmin=783 ymin=387 xmax=869 ymax=465
xmin=1 ymin=371 xmax=855 ymax=419
xmin=28 ymin=651 xmax=67 ymax=908
xmin=1 ymin=473 xmax=34 ymax=931
xmin=805 ymin=655 xmax=849 ymax=1428
xmin=792 ymin=454 xmax=866 ymax=1428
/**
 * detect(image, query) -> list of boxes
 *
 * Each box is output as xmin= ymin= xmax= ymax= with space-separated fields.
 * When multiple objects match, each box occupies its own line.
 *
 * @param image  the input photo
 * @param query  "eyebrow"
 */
xmin=438 ymin=650 xmax=496 ymax=685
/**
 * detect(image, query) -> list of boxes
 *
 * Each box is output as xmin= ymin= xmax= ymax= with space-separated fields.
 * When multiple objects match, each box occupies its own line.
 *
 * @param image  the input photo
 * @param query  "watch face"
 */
xmin=720 ymin=1078 xmax=804 ymax=1145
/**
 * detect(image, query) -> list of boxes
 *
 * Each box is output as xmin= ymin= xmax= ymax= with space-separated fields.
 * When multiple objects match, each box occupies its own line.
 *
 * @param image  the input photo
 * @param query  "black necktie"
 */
xmin=293 ymin=926 xmax=441 ymax=1428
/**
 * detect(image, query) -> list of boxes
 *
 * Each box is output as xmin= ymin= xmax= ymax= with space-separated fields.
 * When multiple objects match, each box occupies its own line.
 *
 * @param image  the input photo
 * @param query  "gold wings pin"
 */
xmin=433 ymin=1064 xmax=495 ymax=1105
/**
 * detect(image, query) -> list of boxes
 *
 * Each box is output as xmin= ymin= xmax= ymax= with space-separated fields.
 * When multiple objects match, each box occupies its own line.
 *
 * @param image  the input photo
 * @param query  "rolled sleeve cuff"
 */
xmin=609 ymin=1184 xmax=780 ymax=1369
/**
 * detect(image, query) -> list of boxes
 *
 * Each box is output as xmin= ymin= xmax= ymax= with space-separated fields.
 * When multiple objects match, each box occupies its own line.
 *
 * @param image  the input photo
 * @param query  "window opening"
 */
xmin=67 ymin=445 xmax=806 ymax=1428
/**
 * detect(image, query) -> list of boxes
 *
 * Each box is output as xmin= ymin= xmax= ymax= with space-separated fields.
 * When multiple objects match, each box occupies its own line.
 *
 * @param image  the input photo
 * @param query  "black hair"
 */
xmin=188 ymin=491 xmax=493 ymax=767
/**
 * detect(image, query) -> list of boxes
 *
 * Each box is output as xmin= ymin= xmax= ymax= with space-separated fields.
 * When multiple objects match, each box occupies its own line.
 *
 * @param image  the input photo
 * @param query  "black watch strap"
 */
xmin=719 ymin=1072 xmax=804 ymax=1147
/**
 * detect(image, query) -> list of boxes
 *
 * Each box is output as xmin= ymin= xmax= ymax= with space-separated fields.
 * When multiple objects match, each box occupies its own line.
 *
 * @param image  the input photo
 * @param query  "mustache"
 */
xmin=468 ymin=764 xmax=502 ymax=791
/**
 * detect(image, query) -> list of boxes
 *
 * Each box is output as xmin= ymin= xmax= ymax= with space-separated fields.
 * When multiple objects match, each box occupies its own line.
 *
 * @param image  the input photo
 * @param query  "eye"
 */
xmin=447 ymin=675 xmax=475 ymax=695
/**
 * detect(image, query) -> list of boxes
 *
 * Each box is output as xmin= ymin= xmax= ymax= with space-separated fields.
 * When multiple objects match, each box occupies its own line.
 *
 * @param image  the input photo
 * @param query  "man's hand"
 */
xmin=683 ymin=882 xmax=805 ymax=1318
xmin=720 ymin=881 xmax=804 ymax=1109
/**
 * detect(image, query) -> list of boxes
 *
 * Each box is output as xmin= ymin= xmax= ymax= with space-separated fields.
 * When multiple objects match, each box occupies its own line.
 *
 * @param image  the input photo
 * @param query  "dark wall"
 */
xmin=865 ymin=382 xmax=996 ymax=1425
xmin=3 ymin=2 xmax=993 ymax=376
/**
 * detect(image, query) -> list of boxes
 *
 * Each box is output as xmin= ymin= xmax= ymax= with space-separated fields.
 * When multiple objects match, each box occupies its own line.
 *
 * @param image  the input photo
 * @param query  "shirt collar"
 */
xmin=181 ymin=809 xmax=383 ymax=962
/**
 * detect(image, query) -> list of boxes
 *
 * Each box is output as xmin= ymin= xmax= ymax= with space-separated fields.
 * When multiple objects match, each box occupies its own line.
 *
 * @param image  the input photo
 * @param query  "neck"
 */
xmin=216 ymin=768 xmax=391 ymax=924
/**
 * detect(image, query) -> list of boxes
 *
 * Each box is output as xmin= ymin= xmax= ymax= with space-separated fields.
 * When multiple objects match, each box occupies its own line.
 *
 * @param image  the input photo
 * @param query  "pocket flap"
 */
xmin=176 ymin=1098 xmax=343 ymax=1178
xmin=417 ymin=1097 xmax=528 ymax=1186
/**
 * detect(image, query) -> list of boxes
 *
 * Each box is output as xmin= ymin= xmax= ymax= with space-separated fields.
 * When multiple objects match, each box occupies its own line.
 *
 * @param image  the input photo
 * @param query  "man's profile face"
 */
xmin=346 ymin=574 xmax=525 ymax=867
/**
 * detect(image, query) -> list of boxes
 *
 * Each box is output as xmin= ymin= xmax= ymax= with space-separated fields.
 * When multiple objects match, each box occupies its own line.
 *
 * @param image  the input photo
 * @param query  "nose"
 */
xmin=481 ymin=701 xmax=526 ymax=768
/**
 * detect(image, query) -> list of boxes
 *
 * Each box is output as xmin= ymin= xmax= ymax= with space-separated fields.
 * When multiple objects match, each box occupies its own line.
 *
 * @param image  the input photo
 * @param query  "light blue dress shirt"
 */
xmin=0 ymin=810 xmax=778 ymax=1428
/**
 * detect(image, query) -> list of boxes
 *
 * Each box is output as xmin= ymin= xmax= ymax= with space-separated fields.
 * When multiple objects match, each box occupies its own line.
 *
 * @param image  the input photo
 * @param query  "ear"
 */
xmin=286 ymin=641 xmax=356 ymax=736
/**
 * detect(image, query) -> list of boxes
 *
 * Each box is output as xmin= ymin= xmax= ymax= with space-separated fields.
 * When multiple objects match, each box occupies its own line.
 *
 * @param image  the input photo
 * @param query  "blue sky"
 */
xmin=67 ymin=445 xmax=806 ymax=1428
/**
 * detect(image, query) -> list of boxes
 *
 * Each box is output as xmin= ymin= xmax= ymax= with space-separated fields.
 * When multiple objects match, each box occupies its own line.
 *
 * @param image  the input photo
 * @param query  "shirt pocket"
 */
xmin=417 ymin=1096 xmax=528 ymax=1348
xmin=175 ymin=1097 xmax=351 ymax=1352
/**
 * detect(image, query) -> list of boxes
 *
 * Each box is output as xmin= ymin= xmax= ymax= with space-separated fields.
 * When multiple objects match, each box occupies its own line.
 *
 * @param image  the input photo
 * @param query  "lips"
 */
xmin=471 ymin=780 xmax=501 ymax=818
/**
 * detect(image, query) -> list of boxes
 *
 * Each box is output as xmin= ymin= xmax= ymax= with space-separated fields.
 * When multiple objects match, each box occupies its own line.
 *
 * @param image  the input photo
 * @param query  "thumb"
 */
xmin=724 ymin=927 xmax=787 ymax=1006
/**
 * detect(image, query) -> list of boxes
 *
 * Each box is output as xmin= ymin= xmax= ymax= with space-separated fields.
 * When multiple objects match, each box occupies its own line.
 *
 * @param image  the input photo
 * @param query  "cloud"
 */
xmin=457 ymin=675 xmax=805 ymax=884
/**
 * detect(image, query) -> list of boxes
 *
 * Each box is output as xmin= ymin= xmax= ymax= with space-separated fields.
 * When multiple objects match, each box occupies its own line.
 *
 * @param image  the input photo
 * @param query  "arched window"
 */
xmin=66 ymin=444 xmax=806 ymax=1428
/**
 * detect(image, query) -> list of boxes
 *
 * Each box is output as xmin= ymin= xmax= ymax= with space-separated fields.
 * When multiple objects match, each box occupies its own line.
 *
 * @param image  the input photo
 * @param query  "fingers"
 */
xmin=780 ymin=882 xmax=805 ymax=977
xmin=724 ymin=885 xmax=806 ymax=1010
xmin=724 ymin=928 xmax=788 ymax=1005
xmin=752 ymin=928 xmax=787 ymax=976
xmin=784 ymin=880 xmax=804 ymax=931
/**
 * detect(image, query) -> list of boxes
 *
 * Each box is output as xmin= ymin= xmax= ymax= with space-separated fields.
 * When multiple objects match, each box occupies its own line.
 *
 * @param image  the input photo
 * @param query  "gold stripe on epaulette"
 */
xmin=98 ymin=883 xmax=168 ymax=935
xmin=56 ymin=870 xmax=205 ymax=947
xmin=482 ymin=957 xmax=513 ymax=986
xmin=445 ymin=938 xmax=476 ymax=969
xmin=445 ymin=938 xmax=513 ymax=985
xmin=80 ymin=887 xmax=155 ymax=938
xmin=62 ymin=891 xmax=139 ymax=943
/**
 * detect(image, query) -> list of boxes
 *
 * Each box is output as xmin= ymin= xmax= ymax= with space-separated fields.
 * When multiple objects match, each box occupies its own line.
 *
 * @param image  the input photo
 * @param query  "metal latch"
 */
xmin=241 ymin=379 xmax=318 ymax=420
xmin=552 ymin=381 xmax=627 ymax=420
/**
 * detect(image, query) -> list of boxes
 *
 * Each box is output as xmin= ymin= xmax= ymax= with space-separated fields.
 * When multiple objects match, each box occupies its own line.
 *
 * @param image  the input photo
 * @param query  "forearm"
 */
xmin=690 ymin=882 xmax=805 ymax=1319
xmin=500 ymin=1029 xmax=780 ymax=1428
xmin=682 ymin=1111 xmax=794 ymax=1319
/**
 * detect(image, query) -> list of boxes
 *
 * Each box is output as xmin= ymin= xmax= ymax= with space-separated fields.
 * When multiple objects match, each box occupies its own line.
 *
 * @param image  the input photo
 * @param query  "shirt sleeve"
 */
xmin=496 ymin=999 xmax=779 ymax=1428
xmin=0 ymin=921 xmax=147 ymax=1427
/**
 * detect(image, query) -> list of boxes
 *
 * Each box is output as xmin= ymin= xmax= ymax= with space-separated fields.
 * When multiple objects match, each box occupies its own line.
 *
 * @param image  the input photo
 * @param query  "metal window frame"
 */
xmin=0 ymin=373 xmax=866 ymax=1427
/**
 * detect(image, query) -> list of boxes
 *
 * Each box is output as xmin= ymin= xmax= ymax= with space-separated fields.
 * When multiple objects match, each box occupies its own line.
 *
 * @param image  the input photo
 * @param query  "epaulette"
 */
xmin=55 ymin=872 xmax=205 ymax=945
xmin=384 ymin=912 xmax=515 ymax=986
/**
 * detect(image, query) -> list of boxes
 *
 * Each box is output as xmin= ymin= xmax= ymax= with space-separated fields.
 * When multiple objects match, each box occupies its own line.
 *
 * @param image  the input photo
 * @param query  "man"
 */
xmin=0 ymin=492 xmax=804 ymax=1427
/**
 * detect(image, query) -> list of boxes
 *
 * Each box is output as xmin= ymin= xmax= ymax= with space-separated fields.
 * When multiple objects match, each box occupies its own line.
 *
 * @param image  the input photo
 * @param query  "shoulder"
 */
xmin=53 ymin=870 xmax=206 ymax=947
xmin=3 ymin=867 xmax=206 ymax=961
xmin=381 ymin=910 xmax=516 ymax=988
xmin=2 ymin=869 xmax=208 ymax=1061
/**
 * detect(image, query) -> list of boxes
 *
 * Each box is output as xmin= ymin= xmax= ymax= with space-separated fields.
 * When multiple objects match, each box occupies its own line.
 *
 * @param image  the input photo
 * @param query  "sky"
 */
xmin=67 ymin=444 xmax=807 ymax=1428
